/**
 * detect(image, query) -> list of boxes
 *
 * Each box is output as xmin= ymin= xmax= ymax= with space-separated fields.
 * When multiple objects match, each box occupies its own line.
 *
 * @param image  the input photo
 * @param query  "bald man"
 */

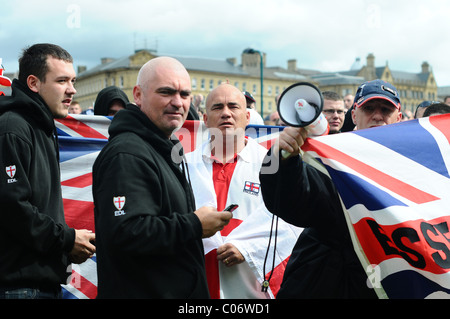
xmin=93 ymin=57 xmax=232 ymax=298
xmin=186 ymin=83 xmax=301 ymax=298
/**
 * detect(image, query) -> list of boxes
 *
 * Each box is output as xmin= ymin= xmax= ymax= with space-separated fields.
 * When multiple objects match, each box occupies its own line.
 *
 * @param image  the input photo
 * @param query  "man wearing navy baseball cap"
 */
xmin=257 ymin=79 xmax=404 ymax=299
xmin=351 ymin=79 xmax=402 ymax=130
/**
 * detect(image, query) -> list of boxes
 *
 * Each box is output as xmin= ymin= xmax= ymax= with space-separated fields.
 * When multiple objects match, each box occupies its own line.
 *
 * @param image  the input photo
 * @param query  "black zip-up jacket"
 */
xmin=0 ymin=80 xmax=75 ymax=291
xmin=93 ymin=104 xmax=209 ymax=298
xmin=260 ymin=149 xmax=378 ymax=298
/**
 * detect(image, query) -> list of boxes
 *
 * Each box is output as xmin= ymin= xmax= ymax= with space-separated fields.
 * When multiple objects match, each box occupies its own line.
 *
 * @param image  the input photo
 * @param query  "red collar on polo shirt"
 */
xmin=211 ymin=153 xmax=238 ymax=211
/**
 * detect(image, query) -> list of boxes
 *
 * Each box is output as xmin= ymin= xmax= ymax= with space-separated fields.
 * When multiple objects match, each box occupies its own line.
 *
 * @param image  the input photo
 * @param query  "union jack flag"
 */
xmin=301 ymin=114 xmax=450 ymax=299
xmin=58 ymin=113 xmax=450 ymax=299
xmin=56 ymin=115 xmax=283 ymax=299
xmin=56 ymin=115 xmax=110 ymax=299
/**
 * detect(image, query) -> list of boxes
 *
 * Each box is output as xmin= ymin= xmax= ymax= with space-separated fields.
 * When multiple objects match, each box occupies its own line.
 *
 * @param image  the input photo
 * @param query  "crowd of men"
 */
xmin=1 ymin=43 xmax=449 ymax=299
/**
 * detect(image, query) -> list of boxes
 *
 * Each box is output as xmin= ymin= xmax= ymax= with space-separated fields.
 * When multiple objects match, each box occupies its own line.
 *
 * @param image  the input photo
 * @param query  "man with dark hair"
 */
xmin=414 ymin=100 xmax=437 ymax=119
xmin=443 ymin=96 xmax=450 ymax=106
xmin=321 ymin=91 xmax=346 ymax=134
xmin=18 ymin=43 xmax=74 ymax=85
xmin=0 ymin=43 xmax=95 ymax=299
xmin=422 ymin=102 xmax=450 ymax=117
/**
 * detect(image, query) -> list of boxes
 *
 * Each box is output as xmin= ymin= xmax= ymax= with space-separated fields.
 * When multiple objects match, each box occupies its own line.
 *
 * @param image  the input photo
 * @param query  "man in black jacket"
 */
xmin=93 ymin=56 xmax=232 ymax=298
xmin=0 ymin=43 xmax=96 ymax=299
xmin=260 ymin=80 xmax=402 ymax=298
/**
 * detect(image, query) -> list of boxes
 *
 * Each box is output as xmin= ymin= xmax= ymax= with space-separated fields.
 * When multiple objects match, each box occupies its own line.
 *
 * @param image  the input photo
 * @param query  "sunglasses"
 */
xmin=417 ymin=101 xmax=438 ymax=108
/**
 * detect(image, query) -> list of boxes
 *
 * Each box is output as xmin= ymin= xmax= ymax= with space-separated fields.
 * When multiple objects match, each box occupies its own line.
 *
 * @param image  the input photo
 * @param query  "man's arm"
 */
xmin=0 ymin=132 xmax=76 ymax=255
xmin=93 ymin=152 xmax=231 ymax=256
xmin=259 ymin=127 xmax=341 ymax=228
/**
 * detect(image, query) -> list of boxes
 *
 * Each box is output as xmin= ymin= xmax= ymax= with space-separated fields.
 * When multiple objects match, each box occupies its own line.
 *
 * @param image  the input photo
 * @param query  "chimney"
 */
xmin=421 ymin=61 xmax=430 ymax=73
xmin=226 ymin=57 xmax=237 ymax=66
xmin=287 ymin=59 xmax=297 ymax=72
xmin=366 ymin=53 xmax=375 ymax=68
xmin=365 ymin=53 xmax=376 ymax=80
xmin=77 ymin=65 xmax=87 ymax=74
xmin=101 ymin=57 xmax=114 ymax=65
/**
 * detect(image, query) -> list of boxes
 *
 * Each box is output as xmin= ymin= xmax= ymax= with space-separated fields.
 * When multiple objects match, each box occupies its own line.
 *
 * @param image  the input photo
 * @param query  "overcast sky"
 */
xmin=2 ymin=0 xmax=450 ymax=87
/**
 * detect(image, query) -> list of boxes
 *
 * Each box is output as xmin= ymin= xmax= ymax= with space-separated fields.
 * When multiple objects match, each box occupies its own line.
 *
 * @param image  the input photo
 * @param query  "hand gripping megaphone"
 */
xmin=277 ymin=82 xmax=329 ymax=157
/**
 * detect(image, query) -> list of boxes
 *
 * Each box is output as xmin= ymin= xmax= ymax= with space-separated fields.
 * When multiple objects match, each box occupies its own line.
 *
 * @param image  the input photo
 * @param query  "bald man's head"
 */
xmin=204 ymin=83 xmax=249 ymax=133
xmin=136 ymin=57 xmax=190 ymax=90
xmin=133 ymin=57 xmax=191 ymax=137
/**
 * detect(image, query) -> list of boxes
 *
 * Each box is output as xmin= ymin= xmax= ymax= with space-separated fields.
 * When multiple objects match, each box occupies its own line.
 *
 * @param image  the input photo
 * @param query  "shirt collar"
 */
xmin=201 ymin=137 xmax=251 ymax=163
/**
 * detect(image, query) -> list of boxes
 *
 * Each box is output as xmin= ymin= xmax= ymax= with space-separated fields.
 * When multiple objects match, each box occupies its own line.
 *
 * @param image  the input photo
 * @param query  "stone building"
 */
xmin=74 ymin=49 xmax=437 ymax=117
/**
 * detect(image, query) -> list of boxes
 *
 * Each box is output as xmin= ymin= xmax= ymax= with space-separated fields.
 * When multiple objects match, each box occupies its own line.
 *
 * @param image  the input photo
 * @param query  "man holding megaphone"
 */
xmin=259 ymin=80 xmax=402 ymax=298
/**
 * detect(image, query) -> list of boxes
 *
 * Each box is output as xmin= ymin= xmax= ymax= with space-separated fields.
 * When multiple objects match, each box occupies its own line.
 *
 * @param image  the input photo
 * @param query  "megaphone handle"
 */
xmin=281 ymin=149 xmax=291 ymax=158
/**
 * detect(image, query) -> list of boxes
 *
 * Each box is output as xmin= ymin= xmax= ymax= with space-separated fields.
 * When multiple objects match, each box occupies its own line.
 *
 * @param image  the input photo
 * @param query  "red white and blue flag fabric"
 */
xmin=301 ymin=114 xmax=450 ymax=299
xmin=56 ymin=115 xmax=284 ymax=299
xmin=57 ymin=113 xmax=450 ymax=299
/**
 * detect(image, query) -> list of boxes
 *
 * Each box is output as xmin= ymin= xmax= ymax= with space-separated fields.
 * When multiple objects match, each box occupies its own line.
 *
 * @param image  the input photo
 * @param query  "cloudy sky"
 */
xmin=2 ymin=0 xmax=450 ymax=86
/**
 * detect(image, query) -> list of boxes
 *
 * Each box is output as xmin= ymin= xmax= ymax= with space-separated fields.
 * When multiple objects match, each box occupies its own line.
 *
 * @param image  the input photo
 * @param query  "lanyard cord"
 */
xmin=261 ymin=149 xmax=284 ymax=293
xmin=261 ymin=211 xmax=279 ymax=292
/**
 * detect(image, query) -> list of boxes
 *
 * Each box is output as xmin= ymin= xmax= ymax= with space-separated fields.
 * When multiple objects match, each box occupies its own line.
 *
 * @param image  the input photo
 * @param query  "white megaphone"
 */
xmin=277 ymin=82 xmax=329 ymax=157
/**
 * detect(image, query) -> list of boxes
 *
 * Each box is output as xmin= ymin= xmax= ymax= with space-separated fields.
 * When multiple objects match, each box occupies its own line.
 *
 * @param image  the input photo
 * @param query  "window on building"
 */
xmin=192 ymin=78 xmax=197 ymax=90
xmin=209 ymin=79 xmax=214 ymax=90
xmin=201 ymin=79 xmax=205 ymax=90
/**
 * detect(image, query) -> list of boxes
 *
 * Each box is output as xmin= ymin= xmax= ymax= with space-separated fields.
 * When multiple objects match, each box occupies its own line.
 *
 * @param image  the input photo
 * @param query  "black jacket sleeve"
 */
xmin=259 ymin=149 xmax=343 ymax=231
xmin=0 ymin=131 xmax=75 ymax=255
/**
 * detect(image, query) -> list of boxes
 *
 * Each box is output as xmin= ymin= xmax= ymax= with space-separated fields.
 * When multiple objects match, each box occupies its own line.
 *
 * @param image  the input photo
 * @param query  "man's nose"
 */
xmin=171 ymin=93 xmax=184 ymax=108
xmin=371 ymin=108 xmax=385 ymax=120
xmin=221 ymin=106 xmax=232 ymax=117
xmin=67 ymin=81 xmax=77 ymax=95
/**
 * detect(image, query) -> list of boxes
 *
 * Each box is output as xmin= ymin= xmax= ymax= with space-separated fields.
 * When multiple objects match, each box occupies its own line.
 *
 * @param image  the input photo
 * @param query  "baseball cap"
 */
xmin=353 ymin=80 xmax=401 ymax=110
xmin=243 ymin=91 xmax=256 ymax=103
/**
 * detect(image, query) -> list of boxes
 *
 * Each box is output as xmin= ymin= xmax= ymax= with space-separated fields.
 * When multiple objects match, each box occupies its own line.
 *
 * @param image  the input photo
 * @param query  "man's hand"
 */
xmin=274 ymin=126 xmax=308 ymax=159
xmin=217 ymin=243 xmax=245 ymax=267
xmin=194 ymin=206 xmax=232 ymax=238
xmin=69 ymin=229 xmax=96 ymax=264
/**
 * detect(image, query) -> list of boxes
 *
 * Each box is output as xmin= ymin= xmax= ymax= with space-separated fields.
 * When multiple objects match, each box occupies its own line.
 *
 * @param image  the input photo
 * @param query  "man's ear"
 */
xmin=133 ymin=85 xmax=141 ymax=106
xmin=27 ymin=75 xmax=40 ymax=93
xmin=203 ymin=112 xmax=208 ymax=127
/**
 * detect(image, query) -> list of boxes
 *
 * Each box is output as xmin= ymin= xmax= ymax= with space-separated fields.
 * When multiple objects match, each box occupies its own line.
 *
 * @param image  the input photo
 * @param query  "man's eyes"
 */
xmin=158 ymin=88 xmax=190 ymax=98
xmin=57 ymin=78 xmax=75 ymax=84
xmin=323 ymin=109 xmax=345 ymax=115
xmin=362 ymin=105 xmax=393 ymax=115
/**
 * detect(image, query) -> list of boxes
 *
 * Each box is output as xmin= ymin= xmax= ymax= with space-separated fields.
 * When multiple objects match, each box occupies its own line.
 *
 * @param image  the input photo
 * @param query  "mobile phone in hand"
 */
xmin=224 ymin=204 xmax=238 ymax=213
